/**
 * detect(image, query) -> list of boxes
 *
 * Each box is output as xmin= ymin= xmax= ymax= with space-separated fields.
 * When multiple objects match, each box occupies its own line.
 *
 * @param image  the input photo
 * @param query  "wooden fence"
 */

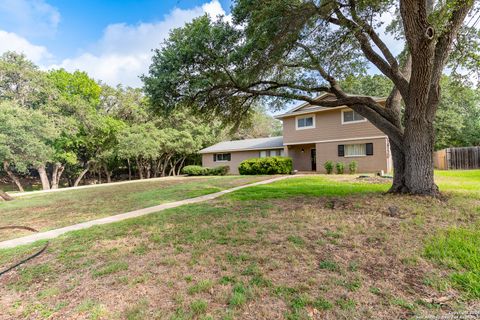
xmin=434 ymin=147 xmax=480 ymax=170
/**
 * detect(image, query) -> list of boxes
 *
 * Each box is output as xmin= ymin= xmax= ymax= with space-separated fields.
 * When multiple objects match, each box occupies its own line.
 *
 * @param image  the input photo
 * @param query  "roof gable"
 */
xmin=274 ymin=93 xmax=386 ymax=119
xmin=199 ymin=136 xmax=284 ymax=154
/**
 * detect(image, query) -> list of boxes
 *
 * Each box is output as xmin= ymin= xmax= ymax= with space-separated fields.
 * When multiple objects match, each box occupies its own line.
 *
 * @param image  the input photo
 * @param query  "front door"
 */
xmin=311 ymin=148 xmax=317 ymax=171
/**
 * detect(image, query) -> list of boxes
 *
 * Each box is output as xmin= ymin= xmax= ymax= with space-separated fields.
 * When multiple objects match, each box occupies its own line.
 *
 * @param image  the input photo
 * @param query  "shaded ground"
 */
xmin=0 ymin=176 xmax=273 ymax=241
xmin=0 ymin=172 xmax=479 ymax=319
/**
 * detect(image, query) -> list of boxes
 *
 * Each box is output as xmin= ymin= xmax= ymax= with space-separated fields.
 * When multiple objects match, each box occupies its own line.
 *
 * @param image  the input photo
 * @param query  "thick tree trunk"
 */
xmin=3 ymin=161 xmax=24 ymax=192
xmin=387 ymin=139 xmax=438 ymax=196
xmin=403 ymin=117 xmax=439 ymax=195
xmin=37 ymin=164 xmax=51 ymax=190
xmin=0 ymin=189 xmax=13 ymax=201
xmin=388 ymin=143 xmax=407 ymax=193
xmin=74 ymin=164 xmax=90 ymax=187
xmin=51 ymin=162 xmax=65 ymax=189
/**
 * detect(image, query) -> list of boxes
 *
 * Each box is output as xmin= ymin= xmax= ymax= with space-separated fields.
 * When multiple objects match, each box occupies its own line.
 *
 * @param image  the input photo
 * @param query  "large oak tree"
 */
xmin=144 ymin=0 xmax=479 ymax=196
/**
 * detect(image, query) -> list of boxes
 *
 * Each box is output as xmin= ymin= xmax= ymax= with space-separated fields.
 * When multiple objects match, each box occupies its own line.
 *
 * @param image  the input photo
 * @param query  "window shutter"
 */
xmin=366 ymin=143 xmax=374 ymax=156
xmin=338 ymin=145 xmax=345 ymax=157
xmin=226 ymin=153 xmax=231 ymax=161
xmin=213 ymin=154 xmax=216 ymax=162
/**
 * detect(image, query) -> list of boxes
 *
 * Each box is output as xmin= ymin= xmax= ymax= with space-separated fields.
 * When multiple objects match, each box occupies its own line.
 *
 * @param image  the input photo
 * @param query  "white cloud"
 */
xmin=50 ymin=0 xmax=230 ymax=87
xmin=0 ymin=0 xmax=60 ymax=38
xmin=0 ymin=30 xmax=52 ymax=63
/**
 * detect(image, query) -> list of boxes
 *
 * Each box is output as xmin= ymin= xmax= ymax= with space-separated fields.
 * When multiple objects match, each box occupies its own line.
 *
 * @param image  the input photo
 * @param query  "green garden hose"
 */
xmin=0 ymin=226 xmax=49 ymax=277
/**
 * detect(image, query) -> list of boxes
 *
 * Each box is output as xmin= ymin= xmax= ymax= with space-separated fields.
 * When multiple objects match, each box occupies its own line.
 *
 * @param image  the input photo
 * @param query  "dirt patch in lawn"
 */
xmin=0 ymin=189 xmax=478 ymax=319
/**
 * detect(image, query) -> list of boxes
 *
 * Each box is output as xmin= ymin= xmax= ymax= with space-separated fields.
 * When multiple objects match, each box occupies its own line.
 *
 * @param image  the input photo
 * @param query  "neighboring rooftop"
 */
xmin=199 ymin=136 xmax=284 ymax=154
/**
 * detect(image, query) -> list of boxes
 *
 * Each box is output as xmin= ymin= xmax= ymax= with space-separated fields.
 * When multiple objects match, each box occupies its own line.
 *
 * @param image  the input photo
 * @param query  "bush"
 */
xmin=349 ymin=161 xmax=358 ymax=174
xmin=182 ymin=165 xmax=229 ymax=176
xmin=324 ymin=161 xmax=334 ymax=174
xmin=182 ymin=165 xmax=206 ymax=176
xmin=335 ymin=162 xmax=345 ymax=174
xmin=238 ymin=156 xmax=292 ymax=175
xmin=208 ymin=165 xmax=229 ymax=176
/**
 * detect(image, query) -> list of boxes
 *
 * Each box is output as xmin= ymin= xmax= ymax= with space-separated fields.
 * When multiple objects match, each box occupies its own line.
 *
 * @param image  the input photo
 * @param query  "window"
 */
xmin=296 ymin=114 xmax=315 ymax=130
xmin=214 ymin=153 xmax=231 ymax=162
xmin=338 ymin=143 xmax=373 ymax=157
xmin=269 ymin=149 xmax=283 ymax=156
xmin=259 ymin=149 xmax=284 ymax=158
xmin=342 ymin=110 xmax=366 ymax=124
xmin=270 ymin=149 xmax=283 ymax=157
xmin=345 ymin=144 xmax=366 ymax=157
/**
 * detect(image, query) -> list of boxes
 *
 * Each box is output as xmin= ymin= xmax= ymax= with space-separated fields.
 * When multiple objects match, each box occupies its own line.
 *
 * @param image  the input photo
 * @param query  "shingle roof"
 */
xmin=199 ymin=136 xmax=284 ymax=154
xmin=274 ymin=93 xmax=386 ymax=119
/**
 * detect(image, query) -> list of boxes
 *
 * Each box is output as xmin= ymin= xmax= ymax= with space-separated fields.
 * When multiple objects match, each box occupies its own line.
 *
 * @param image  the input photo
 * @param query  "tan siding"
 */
xmin=282 ymin=108 xmax=384 ymax=144
xmin=285 ymin=144 xmax=315 ymax=171
xmin=202 ymin=150 xmax=262 ymax=174
xmin=315 ymin=137 xmax=391 ymax=173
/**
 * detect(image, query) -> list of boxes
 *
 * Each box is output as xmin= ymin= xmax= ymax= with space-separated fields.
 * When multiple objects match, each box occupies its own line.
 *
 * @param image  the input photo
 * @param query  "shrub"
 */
xmin=182 ymin=165 xmax=229 ymax=176
xmin=349 ymin=161 xmax=358 ymax=174
xmin=182 ymin=165 xmax=206 ymax=176
xmin=335 ymin=162 xmax=345 ymax=174
xmin=238 ymin=157 xmax=292 ymax=175
xmin=208 ymin=165 xmax=229 ymax=176
xmin=324 ymin=161 xmax=334 ymax=174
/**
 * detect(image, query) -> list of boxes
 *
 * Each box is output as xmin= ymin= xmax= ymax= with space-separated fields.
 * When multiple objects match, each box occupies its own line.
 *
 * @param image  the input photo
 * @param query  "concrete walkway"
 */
xmin=0 ymin=175 xmax=300 ymax=249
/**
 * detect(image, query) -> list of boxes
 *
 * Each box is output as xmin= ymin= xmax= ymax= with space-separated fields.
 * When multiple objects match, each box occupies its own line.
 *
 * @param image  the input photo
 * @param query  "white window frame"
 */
xmin=215 ymin=153 xmax=231 ymax=162
xmin=341 ymin=109 xmax=367 ymax=125
xmin=259 ymin=150 xmax=267 ymax=158
xmin=295 ymin=114 xmax=316 ymax=130
xmin=344 ymin=144 xmax=367 ymax=157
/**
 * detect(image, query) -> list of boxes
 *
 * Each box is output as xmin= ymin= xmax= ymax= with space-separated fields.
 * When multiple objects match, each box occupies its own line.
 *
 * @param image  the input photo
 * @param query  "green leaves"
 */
xmin=0 ymin=101 xmax=58 ymax=171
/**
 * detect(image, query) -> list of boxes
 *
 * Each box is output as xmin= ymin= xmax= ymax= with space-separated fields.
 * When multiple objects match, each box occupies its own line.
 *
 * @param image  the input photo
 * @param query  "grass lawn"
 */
xmin=0 ymin=171 xmax=479 ymax=319
xmin=0 ymin=176 xmax=274 ymax=241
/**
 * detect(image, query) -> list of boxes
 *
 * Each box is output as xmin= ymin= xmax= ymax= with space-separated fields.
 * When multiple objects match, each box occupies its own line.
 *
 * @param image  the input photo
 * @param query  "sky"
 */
xmin=3 ymin=1 xmax=472 ymax=90
xmin=0 ymin=0 xmax=233 ymax=87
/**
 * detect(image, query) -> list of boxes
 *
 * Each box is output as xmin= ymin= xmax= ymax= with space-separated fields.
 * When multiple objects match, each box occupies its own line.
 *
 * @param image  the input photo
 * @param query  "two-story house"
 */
xmin=199 ymin=93 xmax=392 ymax=174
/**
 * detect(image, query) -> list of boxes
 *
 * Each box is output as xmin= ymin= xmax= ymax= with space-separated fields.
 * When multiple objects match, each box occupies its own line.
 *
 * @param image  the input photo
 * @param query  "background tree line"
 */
xmin=0 ymin=52 xmax=281 ymax=193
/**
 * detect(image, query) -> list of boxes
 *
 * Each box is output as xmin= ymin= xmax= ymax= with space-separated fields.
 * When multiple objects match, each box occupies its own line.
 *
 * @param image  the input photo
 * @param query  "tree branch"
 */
xmin=427 ymin=1 xmax=474 ymax=114
xmin=348 ymin=0 xmax=399 ymax=70
xmin=331 ymin=6 xmax=410 ymax=98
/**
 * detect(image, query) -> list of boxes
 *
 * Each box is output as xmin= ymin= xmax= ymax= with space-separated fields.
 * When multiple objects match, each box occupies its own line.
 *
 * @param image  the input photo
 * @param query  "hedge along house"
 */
xmin=200 ymin=93 xmax=393 ymax=174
